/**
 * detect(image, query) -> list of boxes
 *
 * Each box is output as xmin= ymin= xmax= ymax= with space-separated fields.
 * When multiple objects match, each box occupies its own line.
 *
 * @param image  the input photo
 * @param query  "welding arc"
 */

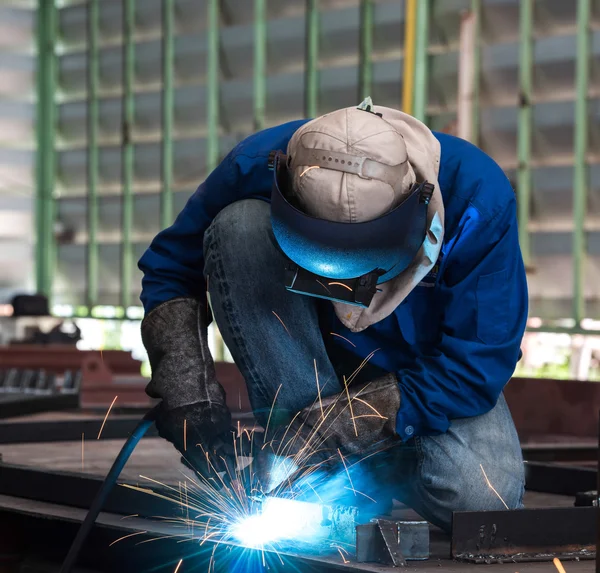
xmin=59 ymin=405 xmax=160 ymax=573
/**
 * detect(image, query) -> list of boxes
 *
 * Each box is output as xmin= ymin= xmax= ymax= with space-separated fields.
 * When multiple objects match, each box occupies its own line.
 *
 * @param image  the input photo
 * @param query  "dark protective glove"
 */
xmin=141 ymin=297 xmax=234 ymax=481
xmin=255 ymin=373 xmax=401 ymax=493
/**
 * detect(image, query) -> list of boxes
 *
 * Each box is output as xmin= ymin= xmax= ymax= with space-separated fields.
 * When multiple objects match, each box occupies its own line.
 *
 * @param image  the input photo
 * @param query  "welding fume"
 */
xmin=136 ymin=97 xmax=527 ymax=542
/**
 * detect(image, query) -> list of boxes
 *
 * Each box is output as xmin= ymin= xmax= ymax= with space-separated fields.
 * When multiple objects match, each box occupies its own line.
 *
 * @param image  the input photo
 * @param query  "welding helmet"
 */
xmin=270 ymin=103 xmax=434 ymax=308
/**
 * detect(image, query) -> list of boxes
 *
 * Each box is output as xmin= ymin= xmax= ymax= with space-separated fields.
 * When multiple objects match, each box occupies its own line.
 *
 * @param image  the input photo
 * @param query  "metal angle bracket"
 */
xmin=356 ymin=519 xmax=407 ymax=567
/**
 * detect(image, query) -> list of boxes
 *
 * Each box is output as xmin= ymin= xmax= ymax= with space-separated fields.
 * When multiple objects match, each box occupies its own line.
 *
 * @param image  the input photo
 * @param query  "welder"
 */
xmin=138 ymin=99 xmax=527 ymax=533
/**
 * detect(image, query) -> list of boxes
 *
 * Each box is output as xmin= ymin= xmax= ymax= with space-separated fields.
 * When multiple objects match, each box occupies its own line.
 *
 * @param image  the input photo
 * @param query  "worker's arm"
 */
xmin=395 ymin=193 xmax=528 ymax=441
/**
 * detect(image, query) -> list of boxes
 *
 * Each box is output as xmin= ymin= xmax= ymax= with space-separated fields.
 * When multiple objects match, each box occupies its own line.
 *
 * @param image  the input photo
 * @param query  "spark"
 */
xmin=337 ymin=547 xmax=350 ymax=563
xmin=337 ymin=449 xmax=356 ymax=493
xmin=97 ymin=395 xmax=118 ymax=439
xmin=272 ymin=311 xmax=291 ymax=336
xmin=81 ymin=432 xmax=84 ymax=471
xmin=342 ymin=376 xmax=358 ymax=437
xmin=353 ymin=396 xmax=387 ymax=418
xmin=300 ymin=166 xmax=320 ymax=177
xmin=553 ymin=558 xmax=567 ymax=573
xmin=183 ymin=419 xmax=187 ymax=451
xmin=480 ymin=464 xmax=509 ymax=510
xmin=173 ymin=558 xmax=183 ymax=573
xmin=109 ymin=530 xmax=147 ymax=547
xmin=343 ymin=486 xmax=377 ymax=503
xmin=330 ymin=332 xmax=356 ymax=347
xmin=120 ymin=514 xmax=138 ymax=520
xmin=314 ymin=359 xmax=323 ymax=417
xmin=264 ymin=385 xmax=282 ymax=440
xmin=327 ymin=282 xmax=353 ymax=292
xmin=316 ymin=280 xmax=331 ymax=294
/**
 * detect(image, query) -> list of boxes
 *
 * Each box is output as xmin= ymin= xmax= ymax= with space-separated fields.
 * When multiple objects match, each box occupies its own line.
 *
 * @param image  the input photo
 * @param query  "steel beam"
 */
xmin=524 ymin=461 xmax=597 ymax=496
xmin=121 ymin=0 xmax=135 ymax=309
xmin=452 ymin=507 xmax=596 ymax=563
xmin=35 ymin=0 xmax=57 ymax=300
xmin=253 ymin=0 xmax=267 ymax=131
xmin=305 ymin=0 xmax=320 ymax=118
xmin=517 ymin=0 xmax=533 ymax=268
xmin=470 ymin=0 xmax=481 ymax=145
xmin=402 ymin=0 xmax=417 ymax=114
xmin=412 ymin=0 xmax=429 ymax=123
xmin=206 ymin=0 xmax=220 ymax=173
xmin=573 ymin=0 xmax=591 ymax=325
xmin=87 ymin=0 xmax=100 ymax=308
xmin=161 ymin=0 xmax=175 ymax=229
xmin=358 ymin=0 xmax=373 ymax=101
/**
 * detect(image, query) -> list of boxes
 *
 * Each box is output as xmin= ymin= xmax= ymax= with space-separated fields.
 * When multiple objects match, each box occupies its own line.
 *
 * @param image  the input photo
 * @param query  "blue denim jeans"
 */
xmin=203 ymin=199 xmax=525 ymax=533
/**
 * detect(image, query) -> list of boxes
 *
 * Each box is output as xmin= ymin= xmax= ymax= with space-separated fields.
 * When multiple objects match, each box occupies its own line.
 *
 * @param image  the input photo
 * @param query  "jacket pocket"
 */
xmin=476 ymin=270 xmax=509 ymax=345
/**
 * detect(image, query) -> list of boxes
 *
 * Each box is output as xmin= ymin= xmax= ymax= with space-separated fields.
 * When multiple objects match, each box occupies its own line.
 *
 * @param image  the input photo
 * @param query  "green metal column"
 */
xmin=517 ymin=0 xmax=533 ymax=268
xmin=412 ymin=0 xmax=429 ymax=122
xmin=87 ymin=0 xmax=100 ymax=308
xmin=470 ymin=0 xmax=481 ymax=145
xmin=161 ymin=0 xmax=175 ymax=229
xmin=254 ymin=0 xmax=267 ymax=131
xmin=573 ymin=0 xmax=591 ymax=324
xmin=358 ymin=0 xmax=373 ymax=101
xmin=305 ymin=0 xmax=320 ymax=118
xmin=35 ymin=0 xmax=57 ymax=299
xmin=121 ymin=0 xmax=135 ymax=309
xmin=206 ymin=0 xmax=220 ymax=172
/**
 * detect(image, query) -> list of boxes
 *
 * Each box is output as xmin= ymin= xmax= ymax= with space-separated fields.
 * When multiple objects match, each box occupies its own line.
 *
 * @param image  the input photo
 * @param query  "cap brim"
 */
xmin=270 ymin=156 xmax=427 ymax=282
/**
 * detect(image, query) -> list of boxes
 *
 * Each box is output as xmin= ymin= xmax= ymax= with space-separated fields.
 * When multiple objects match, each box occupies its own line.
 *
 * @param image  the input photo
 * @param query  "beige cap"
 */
xmin=286 ymin=105 xmax=417 ymax=224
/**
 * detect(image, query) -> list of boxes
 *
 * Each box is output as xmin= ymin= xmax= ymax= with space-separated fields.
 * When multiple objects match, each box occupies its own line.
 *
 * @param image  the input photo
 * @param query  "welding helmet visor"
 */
xmin=270 ymin=151 xmax=433 ymax=307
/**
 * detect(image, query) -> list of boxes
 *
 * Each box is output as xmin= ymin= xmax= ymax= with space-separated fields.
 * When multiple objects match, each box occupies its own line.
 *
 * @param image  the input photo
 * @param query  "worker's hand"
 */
xmin=141 ymin=297 xmax=235 ymax=483
xmin=254 ymin=373 xmax=401 ymax=493
xmin=154 ymin=401 xmax=237 ymax=482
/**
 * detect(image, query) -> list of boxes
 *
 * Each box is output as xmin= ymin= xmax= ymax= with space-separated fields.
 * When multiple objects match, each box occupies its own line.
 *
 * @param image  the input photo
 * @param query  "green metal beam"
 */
xmin=470 ymin=0 xmax=481 ymax=145
xmin=35 ymin=0 xmax=57 ymax=299
xmin=161 ymin=0 xmax=175 ymax=229
xmin=206 ymin=0 xmax=220 ymax=172
xmin=87 ymin=0 xmax=100 ymax=308
xmin=358 ymin=0 xmax=373 ymax=101
xmin=573 ymin=0 xmax=591 ymax=324
xmin=254 ymin=0 xmax=267 ymax=131
xmin=305 ymin=0 xmax=320 ymax=118
xmin=516 ymin=0 xmax=533 ymax=268
xmin=121 ymin=0 xmax=135 ymax=309
xmin=412 ymin=0 xmax=429 ymax=122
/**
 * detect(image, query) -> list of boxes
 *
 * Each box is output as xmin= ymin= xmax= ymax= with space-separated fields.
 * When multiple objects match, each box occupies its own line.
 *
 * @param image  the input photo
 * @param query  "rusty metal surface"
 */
xmin=452 ymin=507 xmax=596 ymax=563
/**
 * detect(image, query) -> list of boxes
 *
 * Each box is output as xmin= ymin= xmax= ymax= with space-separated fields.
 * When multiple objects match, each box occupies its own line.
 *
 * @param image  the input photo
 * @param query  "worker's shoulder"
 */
xmin=434 ymin=131 xmax=515 ymax=225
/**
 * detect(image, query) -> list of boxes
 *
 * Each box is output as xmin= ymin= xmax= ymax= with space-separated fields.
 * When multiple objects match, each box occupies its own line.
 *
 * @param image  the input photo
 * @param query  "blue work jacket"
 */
xmin=138 ymin=120 xmax=528 ymax=441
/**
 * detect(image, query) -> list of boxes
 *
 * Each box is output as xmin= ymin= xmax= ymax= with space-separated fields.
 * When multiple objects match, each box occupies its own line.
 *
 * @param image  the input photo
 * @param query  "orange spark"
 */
xmin=316 ymin=280 xmax=331 ymax=294
xmin=97 ymin=395 xmax=118 ymax=439
xmin=119 ymin=514 xmax=139 ymax=520
xmin=342 ymin=376 xmax=358 ymax=437
xmin=338 ymin=448 xmax=356 ymax=493
xmin=173 ymin=558 xmax=183 ymax=573
xmin=353 ymin=396 xmax=387 ymax=418
xmin=337 ymin=547 xmax=350 ymax=564
xmin=480 ymin=464 xmax=509 ymax=510
xmin=264 ymin=384 xmax=282 ymax=440
xmin=300 ymin=166 xmax=320 ymax=177
xmin=109 ymin=530 xmax=148 ymax=547
xmin=184 ymin=418 xmax=187 ymax=451
xmin=272 ymin=311 xmax=291 ymax=336
xmin=330 ymin=332 xmax=356 ymax=347
xmin=553 ymin=558 xmax=567 ymax=573
xmin=315 ymin=359 xmax=323 ymax=417
xmin=327 ymin=282 xmax=353 ymax=292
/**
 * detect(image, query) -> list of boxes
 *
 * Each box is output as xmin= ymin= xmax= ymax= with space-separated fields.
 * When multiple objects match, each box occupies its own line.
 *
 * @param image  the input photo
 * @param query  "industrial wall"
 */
xmin=1 ymin=0 xmax=600 ymax=328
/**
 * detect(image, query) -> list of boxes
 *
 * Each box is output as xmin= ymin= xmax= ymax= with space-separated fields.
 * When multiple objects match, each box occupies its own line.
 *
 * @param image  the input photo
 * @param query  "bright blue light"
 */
xmin=230 ymin=497 xmax=323 ymax=548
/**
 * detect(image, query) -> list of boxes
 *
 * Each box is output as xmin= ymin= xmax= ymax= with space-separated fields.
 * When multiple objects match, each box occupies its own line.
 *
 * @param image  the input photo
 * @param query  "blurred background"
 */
xmin=0 ymin=0 xmax=599 ymax=397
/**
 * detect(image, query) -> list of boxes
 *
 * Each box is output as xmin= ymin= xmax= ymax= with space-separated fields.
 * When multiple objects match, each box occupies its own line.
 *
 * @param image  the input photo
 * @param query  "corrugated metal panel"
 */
xmin=15 ymin=0 xmax=600 ymax=319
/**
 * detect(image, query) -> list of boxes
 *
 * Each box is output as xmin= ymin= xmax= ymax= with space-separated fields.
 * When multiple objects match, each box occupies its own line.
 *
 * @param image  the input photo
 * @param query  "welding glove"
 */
xmin=256 ymin=373 xmax=401 ymax=492
xmin=141 ymin=297 xmax=235 ymax=481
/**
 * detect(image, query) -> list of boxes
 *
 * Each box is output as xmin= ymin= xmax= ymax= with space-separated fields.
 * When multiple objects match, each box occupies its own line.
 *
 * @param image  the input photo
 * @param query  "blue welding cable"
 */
xmin=59 ymin=405 xmax=160 ymax=573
